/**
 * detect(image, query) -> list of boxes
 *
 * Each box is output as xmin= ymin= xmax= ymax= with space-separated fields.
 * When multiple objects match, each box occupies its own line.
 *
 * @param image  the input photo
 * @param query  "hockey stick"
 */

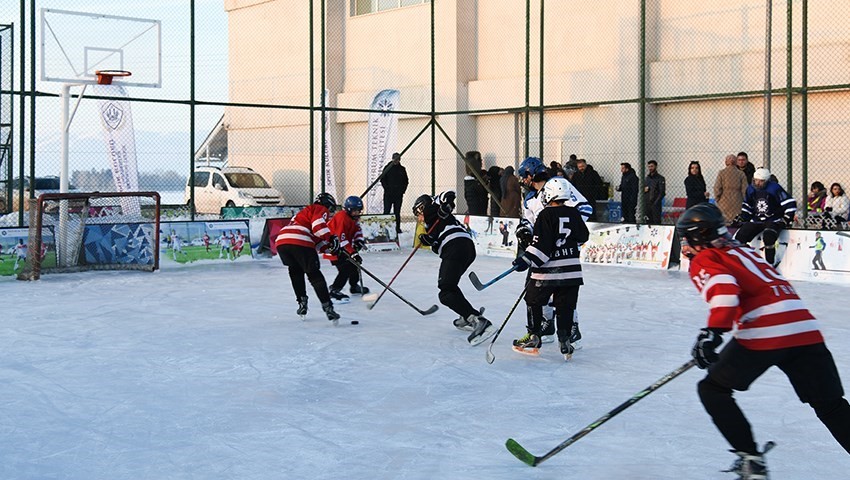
xmin=506 ymin=359 xmax=697 ymax=466
xmin=345 ymin=256 xmax=439 ymax=316
xmin=485 ymin=285 xmax=527 ymax=364
xmin=368 ymin=219 xmax=439 ymax=310
xmin=469 ymin=265 xmax=520 ymax=291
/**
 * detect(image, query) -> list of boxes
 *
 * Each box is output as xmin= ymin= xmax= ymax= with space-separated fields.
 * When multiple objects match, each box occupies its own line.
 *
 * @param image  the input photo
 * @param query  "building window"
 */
xmin=351 ymin=0 xmax=430 ymax=17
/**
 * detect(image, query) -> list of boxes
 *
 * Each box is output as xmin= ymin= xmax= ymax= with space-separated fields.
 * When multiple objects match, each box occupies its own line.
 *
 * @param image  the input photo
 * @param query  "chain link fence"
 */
xmin=1 ymin=0 xmax=849 ymax=229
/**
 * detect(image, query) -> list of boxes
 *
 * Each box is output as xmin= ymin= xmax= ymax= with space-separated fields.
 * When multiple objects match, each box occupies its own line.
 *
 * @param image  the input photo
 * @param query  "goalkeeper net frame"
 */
xmin=17 ymin=191 xmax=161 ymax=280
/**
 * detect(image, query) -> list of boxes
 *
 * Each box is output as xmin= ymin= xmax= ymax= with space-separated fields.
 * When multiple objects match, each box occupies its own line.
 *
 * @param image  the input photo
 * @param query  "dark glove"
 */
xmin=353 ymin=239 xmax=366 ymax=251
xmin=350 ymin=252 xmax=363 ymax=264
xmin=825 ymin=207 xmax=833 ymax=213
xmin=326 ymin=235 xmax=340 ymax=255
xmin=512 ymin=255 xmax=530 ymax=273
xmin=691 ymin=328 xmax=724 ymax=369
xmin=437 ymin=191 xmax=456 ymax=218
xmin=418 ymin=233 xmax=434 ymax=247
xmin=515 ymin=220 xmax=533 ymax=249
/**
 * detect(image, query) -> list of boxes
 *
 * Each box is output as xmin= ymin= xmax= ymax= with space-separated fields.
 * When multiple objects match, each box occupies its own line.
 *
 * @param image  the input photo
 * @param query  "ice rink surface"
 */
xmin=3 ymin=250 xmax=849 ymax=479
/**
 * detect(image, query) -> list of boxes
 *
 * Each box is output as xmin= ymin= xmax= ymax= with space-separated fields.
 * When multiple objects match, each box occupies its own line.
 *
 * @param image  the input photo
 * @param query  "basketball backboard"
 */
xmin=40 ymin=8 xmax=161 ymax=88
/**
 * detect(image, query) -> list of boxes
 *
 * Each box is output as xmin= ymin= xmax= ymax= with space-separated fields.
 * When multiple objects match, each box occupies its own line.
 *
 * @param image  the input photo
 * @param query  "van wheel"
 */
xmin=225 ymin=201 xmax=236 ymax=208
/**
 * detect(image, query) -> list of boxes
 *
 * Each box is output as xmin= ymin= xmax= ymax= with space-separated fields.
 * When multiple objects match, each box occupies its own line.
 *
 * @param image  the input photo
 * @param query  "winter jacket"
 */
xmin=684 ymin=175 xmax=708 ymax=209
xmin=713 ymin=165 xmax=748 ymax=224
xmin=500 ymin=167 xmax=522 ymax=218
xmin=463 ymin=174 xmax=489 ymax=216
xmin=380 ymin=162 xmax=409 ymax=197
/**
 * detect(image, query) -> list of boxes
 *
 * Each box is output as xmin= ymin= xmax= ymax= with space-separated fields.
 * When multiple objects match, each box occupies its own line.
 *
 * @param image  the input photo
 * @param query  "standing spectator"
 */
xmin=381 ymin=152 xmax=409 ymax=234
xmin=500 ymin=165 xmax=522 ymax=218
xmin=463 ymin=151 xmax=489 ymax=216
xmin=736 ymin=151 xmax=756 ymax=184
xmin=616 ymin=162 xmax=639 ymax=223
xmin=811 ymin=231 xmax=827 ymax=270
xmin=713 ymin=154 xmax=748 ymax=225
xmin=684 ymin=161 xmax=709 ymax=209
xmin=643 ymin=160 xmax=666 ymax=224
xmin=732 ymin=168 xmax=797 ymax=266
xmin=676 ymin=203 xmax=850 ymax=478
xmin=571 ymin=158 xmax=603 ymax=221
xmin=487 ymin=166 xmax=503 ymax=217
xmin=824 ymin=183 xmax=850 ymax=229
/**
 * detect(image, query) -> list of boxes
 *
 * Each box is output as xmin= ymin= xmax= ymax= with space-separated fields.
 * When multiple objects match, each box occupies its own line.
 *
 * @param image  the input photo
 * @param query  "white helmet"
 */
xmin=541 ymin=177 xmax=571 ymax=205
xmin=753 ymin=168 xmax=771 ymax=182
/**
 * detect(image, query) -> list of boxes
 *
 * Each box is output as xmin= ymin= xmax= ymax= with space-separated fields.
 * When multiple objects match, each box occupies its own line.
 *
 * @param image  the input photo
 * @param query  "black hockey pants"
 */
xmin=330 ymin=258 xmax=360 ymax=291
xmin=277 ymin=244 xmax=331 ymax=304
xmin=734 ymin=221 xmax=783 ymax=264
xmin=525 ymin=283 xmax=579 ymax=344
xmin=437 ymin=241 xmax=478 ymax=319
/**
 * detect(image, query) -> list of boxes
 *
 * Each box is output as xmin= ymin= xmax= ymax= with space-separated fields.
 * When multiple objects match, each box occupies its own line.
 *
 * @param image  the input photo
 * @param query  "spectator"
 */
xmin=804 ymin=181 xmax=828 ymax=229
xmin=616 ymin=162 xmax=639 ymax=223
xmin=732 ymin=168 xmax=797 ymax=266
xmin=713 ymin=154 xmax=748 ymax=225
xmin=684 ymin=161 xmax=709 ymax=209
xmin=381 ymin=152 xmax=409 ymax=234
xmin=548 ymin=161 xmax=563 ymax=178
xmin=487 ymin=166 xmax=503 ymax=217
xmin=643 ymin=160 xmax=666 ymax=224
xmin=571 ymin=158 xmax=603 ymax=220
xmin=500 ymin=165 xmax=522 ymax=218
xmin=824 ymin=182 xmax=850 ymax=229
xmin=463 ymin=151 xmax=489 ymax=216
xmin=736 ymin=151 xmax=756 ymax=184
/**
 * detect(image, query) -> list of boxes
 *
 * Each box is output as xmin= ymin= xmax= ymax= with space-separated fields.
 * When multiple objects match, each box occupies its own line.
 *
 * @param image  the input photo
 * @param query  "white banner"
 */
xmin=92 ymin=84 xmax=141 ymax=216
xmin=581 ymin=223 xmax=676 ymax=270
xmin=365 ymin=89 xmax=400 ymax=214
xmin=322 ymin=89 xmax=336 ymax=199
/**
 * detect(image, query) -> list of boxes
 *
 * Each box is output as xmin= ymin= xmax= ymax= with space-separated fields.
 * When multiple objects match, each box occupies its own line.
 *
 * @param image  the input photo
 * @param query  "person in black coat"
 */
xmin=463 ymin=152 xmax=489 ymax=216
xmin=571 ymin=159 xmax=603 ymax=221
xmin=684 ymin=161 xmax=709 ymax=209
xmin=381 ymin=152 xmax=409 ymax=233
xmin=487 ymin=166 xmax=503 ymax=217
xmin=616 ymin=162 xmax=639 ymax=223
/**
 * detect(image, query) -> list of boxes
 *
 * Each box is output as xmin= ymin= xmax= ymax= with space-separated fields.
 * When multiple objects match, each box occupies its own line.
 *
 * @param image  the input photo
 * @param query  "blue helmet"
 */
xmin=517 ymin=157 xmax=546 ymax=179
xmin=343 ymin=195 xmax=364 ymax=215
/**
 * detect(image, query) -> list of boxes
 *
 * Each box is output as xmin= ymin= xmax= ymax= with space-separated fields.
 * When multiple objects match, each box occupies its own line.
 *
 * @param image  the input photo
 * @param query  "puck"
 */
xmin=350 ymin=320 xmax=359 ymax=325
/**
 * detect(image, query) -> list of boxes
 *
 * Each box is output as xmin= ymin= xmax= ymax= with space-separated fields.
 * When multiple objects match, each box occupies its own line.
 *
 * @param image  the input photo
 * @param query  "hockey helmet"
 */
xmin=517 ymin=157 xmax=546 ymax=179
xmin=412 ymin=194 xmax=433 ymax=217
xmin=540 ymin=177 xmax=571 ymax=205
xmin=315 ymin=192 xmax=337 ymax=212
xmin=343 ymin=196 xmax=364 ymax=216
xmin=676 ymin=203 xmax=728 ymax=248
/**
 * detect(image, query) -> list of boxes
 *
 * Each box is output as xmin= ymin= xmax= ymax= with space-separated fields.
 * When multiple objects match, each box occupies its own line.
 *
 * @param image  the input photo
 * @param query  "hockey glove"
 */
xmin=326 ymin=235 xmax=341 ymax=255
xmin=692 ymin=328 xmax=724 ymax=369
xmin=512 ymin=255 xmax=531 ymax=273
xmin=515 ymin=220 xmax=533 ymax=250
xmin=350 ymin=252 xmax=363 ymax=265
xmin=418 ymin=233 xmax=435 ymax=247
xmin=437 ymin=191 xmax=456 ymax=218
xmin=353 ymin=239 xmax=366 ymax=251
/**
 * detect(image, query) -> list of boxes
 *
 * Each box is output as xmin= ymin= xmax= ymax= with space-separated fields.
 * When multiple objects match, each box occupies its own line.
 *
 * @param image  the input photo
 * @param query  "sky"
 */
xmin=2 ymin=243 xmax=849 ymax=479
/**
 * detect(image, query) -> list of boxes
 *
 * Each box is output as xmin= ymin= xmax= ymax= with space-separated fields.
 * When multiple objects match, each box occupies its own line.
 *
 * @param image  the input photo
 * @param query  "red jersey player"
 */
xmin=323 ymin=196 xmax=369 ymax=302
xmin=677 ymin=203 xmax=850 ymax=478
xmin=274 ymin=193 xmax=341 ymax=324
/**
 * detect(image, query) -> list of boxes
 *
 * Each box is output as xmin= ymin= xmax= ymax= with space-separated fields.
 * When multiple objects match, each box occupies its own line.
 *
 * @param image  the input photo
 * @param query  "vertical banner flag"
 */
xmin=365 ymin=89 xmax=400 ymax=213
xmin=92 ymin=84 xmax=141 ymax=216
xmin=322 ymin=89 xmax=336 ymax=200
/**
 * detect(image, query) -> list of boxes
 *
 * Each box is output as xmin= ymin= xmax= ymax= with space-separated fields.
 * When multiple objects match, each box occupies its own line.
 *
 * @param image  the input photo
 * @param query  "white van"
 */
xmin=184 ymin=166 xmax=284 ymax=214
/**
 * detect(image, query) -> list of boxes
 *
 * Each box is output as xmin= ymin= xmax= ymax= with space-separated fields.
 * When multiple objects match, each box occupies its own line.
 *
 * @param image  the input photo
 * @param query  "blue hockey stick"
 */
xmin=468 ymin=265 xmax=519 ymax=291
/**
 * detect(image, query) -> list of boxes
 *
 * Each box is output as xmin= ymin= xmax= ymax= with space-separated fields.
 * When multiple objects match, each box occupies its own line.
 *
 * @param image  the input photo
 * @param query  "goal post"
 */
xmin=17 ymin=191 xmax=161 ymax=280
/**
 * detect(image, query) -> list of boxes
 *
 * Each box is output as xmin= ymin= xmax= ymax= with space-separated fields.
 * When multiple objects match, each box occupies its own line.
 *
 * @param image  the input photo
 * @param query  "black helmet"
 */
xmin=412 ymin=194 xmax=433 ymax=216
xmin=676 ymin=203 xmax=728 ymax=248
xmin=315 ymin=192 xmax=337 ymax=212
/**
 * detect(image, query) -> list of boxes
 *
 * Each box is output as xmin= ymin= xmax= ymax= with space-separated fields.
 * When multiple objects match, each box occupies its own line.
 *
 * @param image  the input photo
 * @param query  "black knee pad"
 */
xmin=698 ymin=377 xmax=732 ymax=404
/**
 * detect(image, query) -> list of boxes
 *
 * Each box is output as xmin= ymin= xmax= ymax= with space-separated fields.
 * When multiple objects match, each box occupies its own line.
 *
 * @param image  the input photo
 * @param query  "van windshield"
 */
xmin=225 ymin=172 xmax=270 ymax=188
xmin=33 ymin=178 xmax=61 ymax=190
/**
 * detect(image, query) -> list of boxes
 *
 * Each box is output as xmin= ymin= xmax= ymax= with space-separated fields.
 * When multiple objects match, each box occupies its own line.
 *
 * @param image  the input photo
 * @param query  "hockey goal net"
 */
xmin=17 ymin=191 xmax=161 ymax=280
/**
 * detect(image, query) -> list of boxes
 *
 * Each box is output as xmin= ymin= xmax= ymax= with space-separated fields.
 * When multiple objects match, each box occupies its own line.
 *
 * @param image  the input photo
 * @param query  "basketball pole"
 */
xmin=59 ymin=82 xmax=87 ymax=266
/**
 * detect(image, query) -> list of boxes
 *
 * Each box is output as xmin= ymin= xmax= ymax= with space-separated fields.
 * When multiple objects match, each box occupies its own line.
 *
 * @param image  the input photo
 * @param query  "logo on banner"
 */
xmin=101 ymin=102 xmax=124 ymax=130
xmin=376 ymin=97 xmax=395 ymax=115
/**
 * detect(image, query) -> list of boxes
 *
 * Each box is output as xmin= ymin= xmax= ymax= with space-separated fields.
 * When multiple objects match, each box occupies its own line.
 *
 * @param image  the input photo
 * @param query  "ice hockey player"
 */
xmin=274 ymin=192 xmax=342 ymax=324
xmin=677 ymin=203 xmax=850 ymax=479
xmin=514 ymin=156 xmax=592 ymax=348
xmin=731 ymin=167 xmax=797 ymax=267
xmin=511 ymin=177 xmax=589 ymax=360
xmin=324 ymin=195 xmax=370 ymax=302
xmin=414 ymin=191 xmax=494 ymax=345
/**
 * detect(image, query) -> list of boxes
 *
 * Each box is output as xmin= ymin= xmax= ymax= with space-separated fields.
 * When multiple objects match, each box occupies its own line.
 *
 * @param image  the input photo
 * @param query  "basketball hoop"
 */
xmin=95 ymin=69 xmax=132 ymax=85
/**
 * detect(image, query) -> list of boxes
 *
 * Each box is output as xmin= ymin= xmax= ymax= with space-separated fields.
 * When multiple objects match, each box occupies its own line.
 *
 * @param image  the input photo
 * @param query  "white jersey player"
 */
xmin=14 ymin=239 xmax=27 ymax=270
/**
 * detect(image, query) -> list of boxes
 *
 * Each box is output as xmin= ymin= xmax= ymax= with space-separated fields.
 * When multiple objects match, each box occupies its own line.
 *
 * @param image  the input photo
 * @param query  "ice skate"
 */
xmin=296 ymin=297 xmax=308 ymax=320
xmin=467 ymin=315 xmax=495 ymax=346
xmin=322 ymin=302 xmax=340 ymax=326
xmin=559 ymin=339 xmax=575 ymax=361
xmin=453 ymin=307 xmax=484 ymax=332
xmin=512 ymin=333 xmax=541 ymax=356
xmin=349 ymin=284 xmax=369 ymax=295
xmin=569 ymin=320 xmax=583 ymax=350
xmin=540 ymin=317 xmax=555 ymax=344
xmin=329 ymin=287 xmax=350 ymax=303
xmin=723 ymin=450 xmax=769 ymax=480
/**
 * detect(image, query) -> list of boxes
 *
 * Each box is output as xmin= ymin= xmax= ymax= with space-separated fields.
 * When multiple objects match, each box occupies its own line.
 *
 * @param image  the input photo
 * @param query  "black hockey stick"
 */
xmin=345 ymin=257 xmax=438 ymax=316
xmin=369 ymin=219 xmax=439 ymax=310
xmin=485 ymin=286 xmax=527 ymax=364
xmin=506 ymin=359 xmax=697 ymax=466
xmin=469 ymin=265 xmax=520 ymax=291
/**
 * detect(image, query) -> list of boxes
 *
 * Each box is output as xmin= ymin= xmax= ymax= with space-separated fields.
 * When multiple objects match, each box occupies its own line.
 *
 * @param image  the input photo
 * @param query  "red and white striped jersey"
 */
xmin=274 ymin=204 xmax=333 ymax=251
xmin=688 ymin=245 xmax=823 ymax=350
xmin=324 ymin=210 xmax=364 ymax=261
